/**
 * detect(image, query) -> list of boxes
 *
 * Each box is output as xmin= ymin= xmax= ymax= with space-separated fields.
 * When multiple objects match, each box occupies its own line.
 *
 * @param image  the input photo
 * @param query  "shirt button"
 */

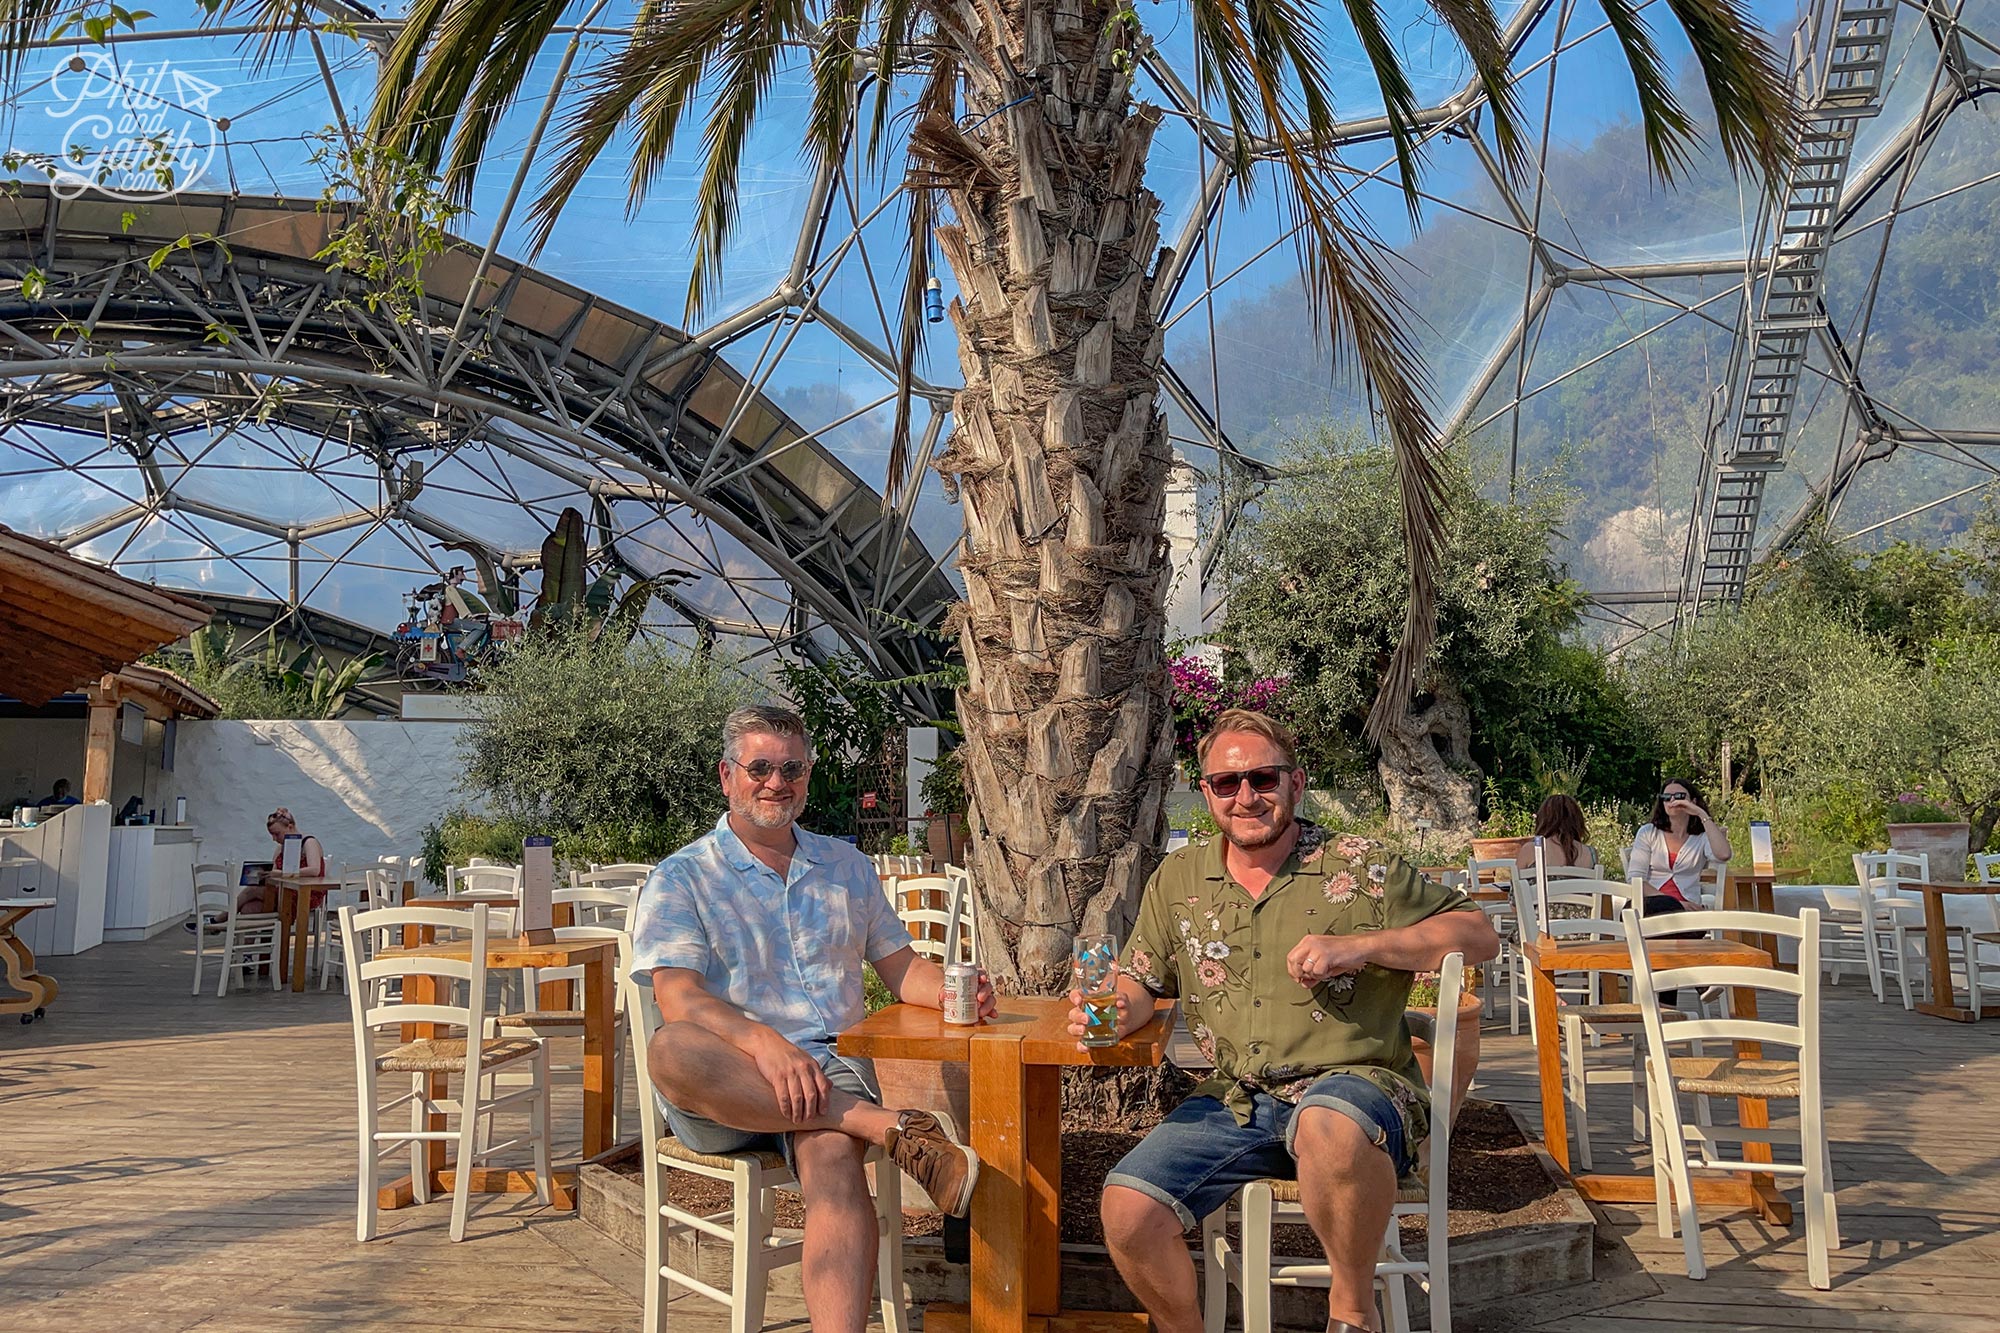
xmin=1253 ymin=999 xmax=1262 ymax=1008
xmin=1254 ymin=949 xmax=1262 ymax=959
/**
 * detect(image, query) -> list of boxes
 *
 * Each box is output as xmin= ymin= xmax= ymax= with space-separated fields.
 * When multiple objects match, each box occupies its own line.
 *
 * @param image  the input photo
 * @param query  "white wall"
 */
xmin=172 ymin=719 xmax=476 ymax=876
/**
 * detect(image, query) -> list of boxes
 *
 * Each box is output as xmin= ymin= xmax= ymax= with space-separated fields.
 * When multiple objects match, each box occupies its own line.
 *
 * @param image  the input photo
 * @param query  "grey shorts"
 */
xmin=659 ymin=1038 xmax=879 ymax=1172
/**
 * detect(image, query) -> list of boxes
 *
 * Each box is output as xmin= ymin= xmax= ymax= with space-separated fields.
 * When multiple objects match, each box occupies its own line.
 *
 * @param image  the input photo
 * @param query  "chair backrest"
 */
xmin=573 ymin=866 xmax=651 ymax=894
xmin=193 ymin=862 xmax=234 ymax=918
xmin=1417 ymin=953 xmax=1465 ymax=1192
xmin=554 ymin=884 xmax=637 ymax=929
xmin=1622 ymin=906 xmax=1821 ymax=1116
xmin=623 ymin=967 xmax=672 ymax=1157
xmin=341 ymin=902 xmax=496 ymax=1044
xmin=1976 ymin=853 xmax=2000 ymax=885
xmin=892 ymin=874 xmax=975 ymax=964
xmin=448 ymin=864 xmax=522 ymax=898
xmin=1853 ymin=850 xmax=1928 ymax=918
xmin=586 ymin=861 xmax=656 ymax=880
xmin=1466 ymin=857 xmax=1515 ymax=888
xmin=1545 ymin=876 xmax=1640 ymax=921
xmin=363 ymin=866 xmax=401 ymax=912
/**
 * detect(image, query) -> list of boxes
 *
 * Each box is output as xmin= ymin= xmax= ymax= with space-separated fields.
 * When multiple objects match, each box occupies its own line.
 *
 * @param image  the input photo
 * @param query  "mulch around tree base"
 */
xmin=617 ymin=1092 xmax=1565 ymax=1250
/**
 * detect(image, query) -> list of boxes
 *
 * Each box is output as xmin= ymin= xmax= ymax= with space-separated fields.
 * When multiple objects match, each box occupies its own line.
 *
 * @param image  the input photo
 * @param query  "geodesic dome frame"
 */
xmin=0 ymin=0 xmax=1994 ymax=676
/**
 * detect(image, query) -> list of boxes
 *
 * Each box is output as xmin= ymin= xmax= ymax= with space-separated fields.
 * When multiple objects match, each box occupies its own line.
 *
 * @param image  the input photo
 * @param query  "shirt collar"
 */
xmin=1199 ymin=818 xmax=1321 ymax=884
xmin=712 ymin=811 xmax=823 ymax=872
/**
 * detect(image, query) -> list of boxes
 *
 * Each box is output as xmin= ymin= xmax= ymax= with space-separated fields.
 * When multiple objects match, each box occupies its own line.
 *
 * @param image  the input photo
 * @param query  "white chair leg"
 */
xmin=1201 ymin=1208 xmax=1229 ymax=1333
xmin=643 ymin=1156 xmax=669 ymax=1333
xmin=531 ymin=1049 xmax=554 ymax=1208
xmin=410 ymin=1074 xmax=434 ymax=1206
xmin=1862 ymin=921 xmax=1886 ymax=1003
xmin=1629 ymin=1037 xmax=1648 ymax=1142
xmin=875 ymin=1158 xmax=909 ymax=1333
xmin=1242 ymin=1185 xmax=1274 ymax=1333
xmin=1426 ymin=1191 xmax=1451 ymax=1333
xmin=356 ymin=1072 xmax=379 ymax=1242
xmin=1562 ymin=1014 xmax=1594 ymax=1171
xmin=732 ymin=1167 xmax=766 ymax=1333
xmin=1663 ymin=1112 xmax=1705 ymax=1280
xmin=449 ymin=1069 xmax=481 ymax=1242
xmin=1651 ymin=1110 xmax=1674 ymax=1239
xmin=1379 ymin=1223 xmax=1412 ymax=1333
xmin=1819 ymin=1124 xmax=1842 ymax=1253
xmin=218 ymin=920 xmax=235 ymax=997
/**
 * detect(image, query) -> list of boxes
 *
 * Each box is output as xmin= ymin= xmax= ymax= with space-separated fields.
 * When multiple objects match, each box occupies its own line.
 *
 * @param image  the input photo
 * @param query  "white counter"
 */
xmin=0 ymin=805 xmax=110 ymax=956
xmin=103 ymin=825 xmax=201 ymax=941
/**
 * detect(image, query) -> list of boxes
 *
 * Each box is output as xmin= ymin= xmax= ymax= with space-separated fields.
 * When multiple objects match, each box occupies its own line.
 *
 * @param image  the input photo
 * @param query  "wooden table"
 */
xmin=1525 ymin=934 xmax=1792 ymax=1225
xmin=267 ymin=872 xmax=339 ymax=993
xmin=1909 ymin=882 xmax=2000 ymax=1022
xmin=1722 ymin=867 xmax=1807 ymax=970
xmin=839 ymin=995 xmax=1174 ymax=1333
xmin=0 ymin=899 xmax=56 ymax=1022
xmin=269 ymin=872 xmax=418 ymax=992
xmin=378 ymin=925 xmax=615 ymax=1211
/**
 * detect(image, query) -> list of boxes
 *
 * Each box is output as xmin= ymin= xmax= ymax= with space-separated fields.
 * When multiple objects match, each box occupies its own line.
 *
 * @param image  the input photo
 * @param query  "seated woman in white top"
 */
xmin=1513 ymin=794 xmax=1599 ymax=875
xmin=1624 ymin=777 xmax=1731 ymax=916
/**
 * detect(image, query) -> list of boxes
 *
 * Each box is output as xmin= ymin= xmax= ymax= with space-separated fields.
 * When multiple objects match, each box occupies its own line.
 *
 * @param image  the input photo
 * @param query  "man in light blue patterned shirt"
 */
xmin=632 ymin=704 xmax=992 ymax=1333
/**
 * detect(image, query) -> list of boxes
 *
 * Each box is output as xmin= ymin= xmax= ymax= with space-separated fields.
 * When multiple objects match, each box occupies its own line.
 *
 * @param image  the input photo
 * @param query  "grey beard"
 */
xmin=734 ymin=797 xmax=803 ymax=830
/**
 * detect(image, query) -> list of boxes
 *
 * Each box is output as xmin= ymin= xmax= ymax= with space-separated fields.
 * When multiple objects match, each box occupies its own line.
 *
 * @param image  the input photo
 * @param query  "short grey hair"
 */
xmin=722 ymin=705 xmax=816 ymax=765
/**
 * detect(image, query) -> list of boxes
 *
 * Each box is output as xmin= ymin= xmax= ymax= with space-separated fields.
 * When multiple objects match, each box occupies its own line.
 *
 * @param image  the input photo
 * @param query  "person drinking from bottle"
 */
xmin=630 ymin=704 xmax=997 ymax=1333
xmin=1073 ymin=708 xmax=1499 ymax=1333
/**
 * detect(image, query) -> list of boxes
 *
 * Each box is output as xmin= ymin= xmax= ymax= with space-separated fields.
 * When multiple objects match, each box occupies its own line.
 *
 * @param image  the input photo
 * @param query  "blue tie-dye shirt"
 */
xmin=629 ymin=813 xmax=914 ymax=1045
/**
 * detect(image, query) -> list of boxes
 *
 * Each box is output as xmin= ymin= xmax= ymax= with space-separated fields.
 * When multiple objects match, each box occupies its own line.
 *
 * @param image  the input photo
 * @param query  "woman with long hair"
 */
xmin=1513 ymin=794 xmax=1597 ymax=874
xmin=1624 ymin=777 xmax=1732 ymax=916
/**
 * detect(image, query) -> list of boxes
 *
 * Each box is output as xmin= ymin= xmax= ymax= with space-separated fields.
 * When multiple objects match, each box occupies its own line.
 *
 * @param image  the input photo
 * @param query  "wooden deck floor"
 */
xmin=4 ymin=932 xmax=1999 ymax=1331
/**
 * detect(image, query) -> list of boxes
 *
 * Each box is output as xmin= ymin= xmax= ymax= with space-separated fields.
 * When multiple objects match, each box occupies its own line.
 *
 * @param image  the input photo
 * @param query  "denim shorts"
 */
xmin=1104 ymin=1073 xmax=1413 ymax=1228
xmin=658 ymin=1039 xmax=878 ymax=1172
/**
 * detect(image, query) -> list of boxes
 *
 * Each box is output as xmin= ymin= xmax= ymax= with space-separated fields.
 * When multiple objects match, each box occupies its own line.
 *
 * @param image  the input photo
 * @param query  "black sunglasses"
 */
xmin=732 ymin=758 xmax=809 ymax=784
xmin=1202 ymin=765 xmax=1293 ymax=798
xmin=1660 ymin=791 xmax=1690 ymax=802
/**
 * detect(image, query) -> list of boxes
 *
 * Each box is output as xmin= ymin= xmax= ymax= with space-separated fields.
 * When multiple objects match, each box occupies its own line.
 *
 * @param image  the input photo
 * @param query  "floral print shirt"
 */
xmin=1119 ymin=821 xmax=1474 ymax=1147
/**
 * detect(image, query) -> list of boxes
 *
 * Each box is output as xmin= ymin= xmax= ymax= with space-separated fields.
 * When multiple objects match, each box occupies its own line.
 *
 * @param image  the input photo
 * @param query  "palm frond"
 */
xmin=1188 ymin=0 xmax=1451 ymax=745
xmin=1422 ymin=0 xmax=1527 ymax=179
xmin=886 ymin=45 xmax=956 ymax=504
xmin=1660 ymin=0 xmax=1796 ymax=181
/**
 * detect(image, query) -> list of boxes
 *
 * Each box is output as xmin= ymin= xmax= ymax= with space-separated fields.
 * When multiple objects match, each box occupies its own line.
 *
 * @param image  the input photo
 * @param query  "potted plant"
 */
xmin=921 ymin=747 xmax=970 ymax=866
xmin=1887 ymin=790 xmax=1971 ymax=880
xmin=1407 ymin=967 xmax=1482 ymax=1126
xmin=1469 ymin=783 xmax=1533 ymax=866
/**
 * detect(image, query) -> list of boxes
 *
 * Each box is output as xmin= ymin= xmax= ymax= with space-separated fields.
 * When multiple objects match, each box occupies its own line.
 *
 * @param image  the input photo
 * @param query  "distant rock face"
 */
xmin=171 ymin=719 xmax=479 ymax=880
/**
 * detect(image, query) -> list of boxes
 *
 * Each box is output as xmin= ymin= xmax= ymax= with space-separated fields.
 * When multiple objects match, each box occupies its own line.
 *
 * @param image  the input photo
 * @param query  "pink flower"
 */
xmin=1336 ymin=835 xmax=1374 ymax=859
xmin=1131 ymin=948 xmax=1154 ymax=975
xmin=1196 ymin=959 xmax=1228 ymax=989
xmin=1325 ymin=872 xmax=1357 ymax=904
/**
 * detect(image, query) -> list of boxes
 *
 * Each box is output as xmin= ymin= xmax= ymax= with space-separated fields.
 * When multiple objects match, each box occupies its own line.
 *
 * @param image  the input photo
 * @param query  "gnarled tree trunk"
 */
xmin=1373 ymin=680 xmax=1481 ymax=836
xmin=929 ymin=0 xmax=1177 ymax=995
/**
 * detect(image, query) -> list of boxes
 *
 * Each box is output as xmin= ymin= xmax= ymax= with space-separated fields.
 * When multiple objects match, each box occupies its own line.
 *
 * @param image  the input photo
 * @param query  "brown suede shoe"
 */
xmin=886 ymin=1109 xmax=980 ymax=1218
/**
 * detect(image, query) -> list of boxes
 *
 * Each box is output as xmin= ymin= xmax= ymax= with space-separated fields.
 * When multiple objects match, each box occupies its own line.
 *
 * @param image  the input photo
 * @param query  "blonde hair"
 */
xmin=1196 ymin=708 xmax=1299 ymax=770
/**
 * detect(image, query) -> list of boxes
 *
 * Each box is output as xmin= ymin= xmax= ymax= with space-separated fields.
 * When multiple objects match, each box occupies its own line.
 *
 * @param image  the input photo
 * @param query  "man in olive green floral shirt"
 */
xmin=1071 ymin=708 xmax=1498 ymax=1333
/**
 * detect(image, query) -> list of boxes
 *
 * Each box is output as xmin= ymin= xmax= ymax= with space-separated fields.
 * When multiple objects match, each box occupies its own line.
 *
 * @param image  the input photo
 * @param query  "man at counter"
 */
xmin=39 ymin=779 xmax=79 ymax=807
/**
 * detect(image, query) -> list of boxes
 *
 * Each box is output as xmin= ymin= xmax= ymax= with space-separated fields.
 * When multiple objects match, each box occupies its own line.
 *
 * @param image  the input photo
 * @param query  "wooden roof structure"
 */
xmin=0 ymin=526 xmax=214 ymax=705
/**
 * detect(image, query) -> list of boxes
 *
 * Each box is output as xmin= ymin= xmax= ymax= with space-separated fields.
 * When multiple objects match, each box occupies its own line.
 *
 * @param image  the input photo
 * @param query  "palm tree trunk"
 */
xmin=928 ymin=0 xmax=1176 ymax=995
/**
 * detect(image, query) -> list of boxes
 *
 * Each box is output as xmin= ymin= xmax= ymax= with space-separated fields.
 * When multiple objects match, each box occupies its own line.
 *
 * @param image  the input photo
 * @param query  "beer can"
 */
xmin=941 ymin=962 xmax=981 ymax=1025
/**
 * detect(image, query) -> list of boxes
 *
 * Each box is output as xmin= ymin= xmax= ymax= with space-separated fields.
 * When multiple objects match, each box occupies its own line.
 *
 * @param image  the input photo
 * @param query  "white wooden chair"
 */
xmin=1962 ymin=854 xmax=2000 ymax=1010
xmin=189 ymin=862 xmax=281 ymax=997
xmin=1853 ymin=851 xmax=1938 ymax=1009
xmin=1814 ymin=883 xmax=1872 ymax=987
xmin=341 ymin=902 xmax=553 ymax=1242
xmin=586 ymin=861 xmax=658 ymax=883
xmin=889 ymin=874 xmax=975 ymax=965
xmin=321 ymin=867 xmax=403 ymax=995
xmin=872 ymin=853 xmax=926 ymax=876
xmin=1465 ymin=858 xmax=1518 ymax=1025
xmin=448 ymin=863 xmax=522 ymax=936
xmin=1533 ymin=879 xmax=1657 ymax=1172
xmin=623 ymin=971 xmax=909 ymax=1333
xmin=1624 ymin=906 xmax=1840 ymax=1289
xmin=488 ymin=891 xmax=637 ymax=1143
xmin=1201 ymin=953 xmax=1467 ymax=1333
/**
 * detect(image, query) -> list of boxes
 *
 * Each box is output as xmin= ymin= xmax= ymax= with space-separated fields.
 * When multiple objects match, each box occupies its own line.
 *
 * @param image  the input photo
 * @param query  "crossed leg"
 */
xmin=646 ymin=1021 xmax=901 ymax=1330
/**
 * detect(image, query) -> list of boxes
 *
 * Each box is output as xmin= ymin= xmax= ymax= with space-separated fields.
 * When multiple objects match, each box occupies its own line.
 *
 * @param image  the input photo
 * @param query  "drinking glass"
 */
xmin=1074 ymin=931 xmax=1120 ymax=1048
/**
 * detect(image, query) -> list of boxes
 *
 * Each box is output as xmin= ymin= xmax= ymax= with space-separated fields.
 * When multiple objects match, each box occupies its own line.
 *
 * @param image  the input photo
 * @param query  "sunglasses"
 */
xmin=1660 ymin=791 xmax=1690 ymax=802
xmin=1201 ymin=765 xmax=1293 ymax=798
xmin=732 ymin=758 xmax=809 ymax=784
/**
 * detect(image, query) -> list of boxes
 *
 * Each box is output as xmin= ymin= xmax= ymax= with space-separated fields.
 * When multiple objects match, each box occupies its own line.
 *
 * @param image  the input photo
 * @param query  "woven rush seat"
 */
xmin=375 ymin=1036 xmax=541 ymax=1073
xmin=494 ymin=1009 xmax=585 ymax=1028
xmin=1262 ymin=1172 xmax=1429 ymax=1205
xmin=1652 ymin=1054 xmax=1801 ymax=1098
xmin=657 ymin=1134 xmax=788 ymax=1174
xmin=1558 ymin=1001 xmax=1644 ymax=1023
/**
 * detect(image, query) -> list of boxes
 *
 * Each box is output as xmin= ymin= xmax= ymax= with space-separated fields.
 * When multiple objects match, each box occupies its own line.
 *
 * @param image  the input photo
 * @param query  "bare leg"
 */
xmin=1292 ymin=1107 xmax=1396 ymax=1330
xmin=235 ymin=887 xmax=274 ymax=914
xmin=1101 ymin=1185 xmax=1203 ymax=1333
xmin=791 ymin=1129 xmax=879 ymax=1333
xmin=646 ymin=1021 xmax=900 ymax=1144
